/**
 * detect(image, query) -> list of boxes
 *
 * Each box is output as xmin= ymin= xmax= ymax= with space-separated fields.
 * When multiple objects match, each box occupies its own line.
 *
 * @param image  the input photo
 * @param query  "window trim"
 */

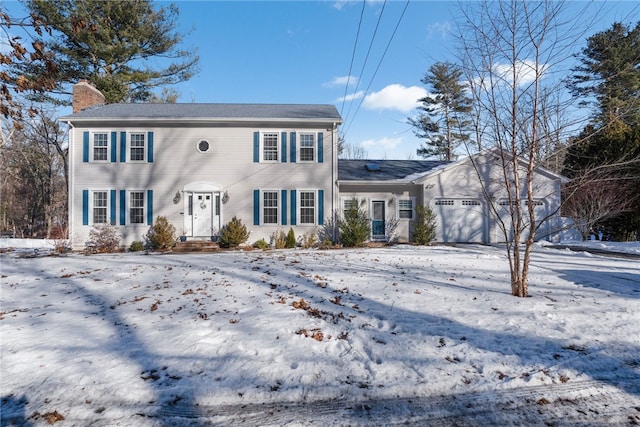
xmin=90 ymin=190 xmax=110 ymax=224
xmin=92 ymin=132 xmax=110 ymax=162
xmin=298 ymin=190 xmax=317 ymax=225
xmin=127 ymin=190 xmax=146 ymax=225
xmin=297 ymin=132 xmax=316 ymax=163
xmin=128 ymin=132 xmax=147 ymax=162
xmin=341 ymin=197 xmax=360 ymax=218
xmin=397 ymin=197 xmax=416 ymax=220
xmin=261 ymin=189 xmax=280 ymax=225
xmin=260 ymin=132 xmax=280 ymax=163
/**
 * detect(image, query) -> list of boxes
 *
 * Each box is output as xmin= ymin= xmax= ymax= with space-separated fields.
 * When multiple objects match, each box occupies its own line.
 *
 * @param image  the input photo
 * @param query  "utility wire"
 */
xmin=342 ymin=0 xmax=411 ymax=138
xmin=340 ymin=0 xmax=366 ymax=118
xmin=341 ymin=0 xmax=387 ymax=129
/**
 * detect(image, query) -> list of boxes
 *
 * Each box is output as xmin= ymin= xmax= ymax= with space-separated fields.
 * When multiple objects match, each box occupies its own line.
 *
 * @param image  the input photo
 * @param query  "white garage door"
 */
xmin=494 ymin=199 xmax=548 ymax=242
xmin=431 ymin=199 xmax=486 ymax=243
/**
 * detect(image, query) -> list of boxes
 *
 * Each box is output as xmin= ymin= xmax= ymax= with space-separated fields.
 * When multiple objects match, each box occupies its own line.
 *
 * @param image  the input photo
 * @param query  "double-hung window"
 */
xmin=299 ymin=191 xmax=316 ymax=224
xmin=398 ymin=198 xmax=415 ymax=220
xmin=262 ymin=132 xmax=279 ymax=162
xmin=342 ymin=198 xmax=358 ymax=217
xmin=262 ymin=191 xmax=279 ymax=224
xmin=299 ymin=133 xmax=315 ymax=162
xmin=129 ymin=191 xmax=145 ymax=224
xmin=93 ymin=133 xmax=108 ymax=161
xmin=129 ymin=133 xmax=146 ymax=161
xmin=92 ymin=191 xmax=108 ymax=224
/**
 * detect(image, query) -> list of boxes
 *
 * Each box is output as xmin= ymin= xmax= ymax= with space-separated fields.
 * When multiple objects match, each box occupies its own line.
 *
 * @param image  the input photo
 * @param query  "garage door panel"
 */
xmin=432 ymin=199 xmax=486 ymax=243
xmin=494 ymin=199 xmax=548 ymax=242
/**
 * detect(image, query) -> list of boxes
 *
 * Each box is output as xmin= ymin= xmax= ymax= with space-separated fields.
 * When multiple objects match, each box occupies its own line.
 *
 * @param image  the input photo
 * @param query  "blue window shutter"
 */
xmin=317 ymin=132 xmax=324 ymax=163
xmin=147 ymin=132 xmax=154 ymax=163
xmin=110 ymin=132 xmax=117 ymax=162
xmin=290 ymin=190 xmax=297 ymax=225
xmin=253 ymin=190 xmax=260 ymax=225
xmin=110 ymin=190 xmax=116 ymax=224
xmin=281 ymin=132 xmax=287 ymax=163
xmin=120 ymin=132 xmax=127 ymax=162
xmin=318 ymin=189 xmax=324 ymax=225
xmin=82 ymin=190 xmax=89 ymax=225
xmin=281 ymin=189 xmax=287 ymax=225
xmin=147 ymin=190 xmax=153 ymax=225
xmin=83 ymin=132 xmax=89 ymax=162
xmin=120 ymin=190 xmax=126 ymax=225
xmin=253 ymin=132 xmax=260 ymax=163
xmin=290 ymin=132 xmax=296 ymax=163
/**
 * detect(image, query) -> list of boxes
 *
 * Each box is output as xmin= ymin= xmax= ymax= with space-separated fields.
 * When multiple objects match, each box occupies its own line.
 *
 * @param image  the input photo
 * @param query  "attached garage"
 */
xmin=431 ymin=198 xmax=486 ymax=243
xmin=337 ymin=151 xmax=566 ymax=244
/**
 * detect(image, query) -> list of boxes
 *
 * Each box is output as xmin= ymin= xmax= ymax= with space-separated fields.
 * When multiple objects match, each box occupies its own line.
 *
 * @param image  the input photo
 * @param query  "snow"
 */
xmin=1 ymin=243 xmax=639 ymax=426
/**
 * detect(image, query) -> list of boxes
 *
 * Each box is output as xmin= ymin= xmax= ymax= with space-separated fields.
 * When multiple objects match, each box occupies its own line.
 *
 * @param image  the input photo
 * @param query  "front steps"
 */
xmin=173 ymin=239 xmax=220 ymax=253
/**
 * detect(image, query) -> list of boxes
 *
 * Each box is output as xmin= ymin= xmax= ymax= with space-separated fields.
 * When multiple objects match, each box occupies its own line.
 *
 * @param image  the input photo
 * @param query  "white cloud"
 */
xmin=362 ymin=84 xmax=426 ymax=113
xmin=336 ymin=90 xmax=365 ymax=104
xmin=359 ymin=136 xmax=403 ymax=150
xmin=493 ymin=60 xmax=548 ymax=87
xmin=324 ymin=75 xmax=359 ymax=87
xmin=427 ymin=21 xmax=452 ymax=38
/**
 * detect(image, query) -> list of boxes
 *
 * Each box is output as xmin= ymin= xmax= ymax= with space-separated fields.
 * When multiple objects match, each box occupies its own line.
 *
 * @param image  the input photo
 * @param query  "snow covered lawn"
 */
xmin=1 ymin=244 xmax=639 ymax=426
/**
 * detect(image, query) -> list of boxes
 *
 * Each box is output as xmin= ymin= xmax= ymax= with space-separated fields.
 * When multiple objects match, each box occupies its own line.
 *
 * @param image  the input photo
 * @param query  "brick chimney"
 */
xmin=72 ymin=80 xmax=105 ymax=113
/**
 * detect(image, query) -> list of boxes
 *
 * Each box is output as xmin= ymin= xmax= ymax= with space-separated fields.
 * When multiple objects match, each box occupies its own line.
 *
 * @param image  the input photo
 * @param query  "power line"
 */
xmin=341 ymin=0 xmax=387 ymax=129
xmin=339 ymin=0 xmax=366 ymax=118
xmin=342 ymin=0 xmax=411 ymax=139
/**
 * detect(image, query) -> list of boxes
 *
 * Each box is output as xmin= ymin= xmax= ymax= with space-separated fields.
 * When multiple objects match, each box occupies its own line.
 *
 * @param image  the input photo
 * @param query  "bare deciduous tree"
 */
xmin=456 ymin=0 xmax=593 ymax=297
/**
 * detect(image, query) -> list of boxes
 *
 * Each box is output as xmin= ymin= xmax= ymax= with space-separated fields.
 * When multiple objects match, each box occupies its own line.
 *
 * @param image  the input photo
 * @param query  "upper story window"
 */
xmin=397 ymin=198 xmax=415 ymax=219
xmin=262 ymin=132 xmax=279 ymax=162
xmin=93 ymin=133 xmax=109 ymax=161
xmin=129 ymin=133 xmax=146 ymax=161
xmin=299 ymin=133 xmax=315 ymax=162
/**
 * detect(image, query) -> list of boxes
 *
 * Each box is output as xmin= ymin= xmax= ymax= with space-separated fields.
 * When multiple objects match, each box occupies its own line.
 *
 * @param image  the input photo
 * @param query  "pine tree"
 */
xmin=408 ymin=62 xmax=473 ymax=161
xmin=22 ymin=0 xmax=199 ymax=103
xmin=565 ymin=22 xmax=640 ymax=240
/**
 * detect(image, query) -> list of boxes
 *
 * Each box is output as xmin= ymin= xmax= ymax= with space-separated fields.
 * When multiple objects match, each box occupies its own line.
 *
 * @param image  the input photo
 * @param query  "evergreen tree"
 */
xmin=408 ymin=62 xmax=473 ymax=161
xmin=23 ymin=0 xmax=199 ymax=103
xmin=569 ymin=22 xmax=640 ymax=126
xmin=565 ymin=22 xmax=640 ymax=240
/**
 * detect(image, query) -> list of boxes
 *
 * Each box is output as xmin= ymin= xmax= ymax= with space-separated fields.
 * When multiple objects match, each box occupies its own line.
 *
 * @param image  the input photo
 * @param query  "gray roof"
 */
xmin=338 ymin=159 xmax=449 ymax=182
xmin=62 ymin=103 xmax=342 ymax=122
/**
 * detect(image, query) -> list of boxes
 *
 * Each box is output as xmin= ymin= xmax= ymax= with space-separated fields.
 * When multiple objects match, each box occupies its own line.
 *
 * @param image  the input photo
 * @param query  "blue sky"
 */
xmin=168 ymin=1 xmax=638 ymax=159
xmin=4 ymin=1 xmax=639 ymax=159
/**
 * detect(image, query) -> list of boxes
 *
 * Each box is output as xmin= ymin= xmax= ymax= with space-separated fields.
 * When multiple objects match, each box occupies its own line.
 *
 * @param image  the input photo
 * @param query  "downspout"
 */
xmin=332 ymin=122 xmax=338 ymax=242
xmin=66 ymin=120 xmax=75 ymax=249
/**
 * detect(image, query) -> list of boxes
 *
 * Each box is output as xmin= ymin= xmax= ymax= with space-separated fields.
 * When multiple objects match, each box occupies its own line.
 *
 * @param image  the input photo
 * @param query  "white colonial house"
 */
xmin=61 ymin=81 xmax=566 ymax=249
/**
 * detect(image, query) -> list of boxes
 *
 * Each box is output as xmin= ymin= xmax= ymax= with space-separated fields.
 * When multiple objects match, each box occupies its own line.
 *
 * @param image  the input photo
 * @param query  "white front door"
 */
xmin=193 ymin=193 xmax=213 ymax=236
xmin=185 ymin=192 xmax=220 ymax=237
